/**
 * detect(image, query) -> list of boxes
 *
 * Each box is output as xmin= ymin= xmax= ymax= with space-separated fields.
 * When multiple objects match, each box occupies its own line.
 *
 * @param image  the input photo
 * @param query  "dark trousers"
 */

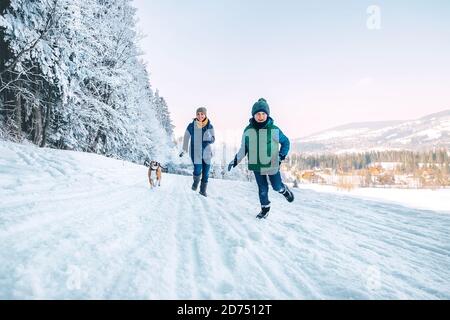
xmin=253 ymin=171 xmax=285 ymax=207
xmin=193 ymin=160 xmax=211 ymax=183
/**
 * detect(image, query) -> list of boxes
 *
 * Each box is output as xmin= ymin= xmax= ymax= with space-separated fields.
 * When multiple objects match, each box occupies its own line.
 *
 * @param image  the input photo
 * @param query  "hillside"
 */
xmin=1 ymin=141 xmax=449 ymax=299
xmin=294 ymin=110 xmax=450 ymax=154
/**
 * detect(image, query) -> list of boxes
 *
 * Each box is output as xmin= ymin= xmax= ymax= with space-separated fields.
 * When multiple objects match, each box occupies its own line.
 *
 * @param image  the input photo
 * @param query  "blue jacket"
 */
xmin=182 ymin=118 xmax=215 ymax=164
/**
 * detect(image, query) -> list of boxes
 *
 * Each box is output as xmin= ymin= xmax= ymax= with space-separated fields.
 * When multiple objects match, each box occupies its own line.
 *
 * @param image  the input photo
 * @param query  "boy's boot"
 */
xmin=280 ymin=185 xmax=294 ymax=203
xmin=256 ymin=206 xmax=271 ymax=219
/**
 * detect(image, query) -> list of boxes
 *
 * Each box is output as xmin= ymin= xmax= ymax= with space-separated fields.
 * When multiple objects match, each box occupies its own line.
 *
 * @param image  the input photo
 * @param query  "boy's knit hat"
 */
xmin=252 ymin=98 xmax=270 ymax=116
xmin=196 ymin=107 xmax=207 ymax=116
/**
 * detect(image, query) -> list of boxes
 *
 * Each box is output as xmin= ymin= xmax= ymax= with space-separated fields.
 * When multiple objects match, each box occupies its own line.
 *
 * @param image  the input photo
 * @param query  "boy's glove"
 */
xmin=179 ymin=151 xmax=184 ymax=158
xmin=279 ymin=153 xmax=287 ymax=166
xmin=228 ymin=157 xmax=238 ymax=172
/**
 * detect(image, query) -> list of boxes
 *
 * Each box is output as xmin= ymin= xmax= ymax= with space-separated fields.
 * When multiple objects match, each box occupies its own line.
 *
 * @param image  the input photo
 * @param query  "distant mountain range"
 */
xmin=293 ymin=109 xmax=450 ymax=154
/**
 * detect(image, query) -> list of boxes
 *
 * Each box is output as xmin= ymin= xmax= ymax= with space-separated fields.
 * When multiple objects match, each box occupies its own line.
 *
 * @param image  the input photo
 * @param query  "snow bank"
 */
xmin=296 ymin=184 xmax=450 ymax=213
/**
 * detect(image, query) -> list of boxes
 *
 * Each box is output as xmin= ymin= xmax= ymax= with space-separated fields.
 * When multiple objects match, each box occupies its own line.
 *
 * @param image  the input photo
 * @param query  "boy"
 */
xmin=228 ymin=98 xmax=294 ymax=219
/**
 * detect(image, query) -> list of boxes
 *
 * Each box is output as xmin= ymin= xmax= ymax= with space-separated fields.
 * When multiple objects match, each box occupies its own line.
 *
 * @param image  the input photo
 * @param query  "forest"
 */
xmin=0 ymin=0 xmax=175 ymax=164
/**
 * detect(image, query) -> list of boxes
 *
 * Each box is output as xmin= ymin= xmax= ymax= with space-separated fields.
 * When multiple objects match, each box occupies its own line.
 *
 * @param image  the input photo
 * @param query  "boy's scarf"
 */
xmin=251 ymin=118 xmax=269 ymax=129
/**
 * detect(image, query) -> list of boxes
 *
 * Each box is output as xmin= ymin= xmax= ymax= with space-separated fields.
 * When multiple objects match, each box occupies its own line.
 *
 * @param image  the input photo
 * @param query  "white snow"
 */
xmin=1 ymin=141 xmax=450 ymax=299
xmin=371 ymin=162 xmax=402 ymax=170
xmin=304 ymin=128 xmax=370 ymax=142
xmin=297 ymin=184 xmax=450 ymax=213
xmin=408 ymin=129 xmax=442 ymax=141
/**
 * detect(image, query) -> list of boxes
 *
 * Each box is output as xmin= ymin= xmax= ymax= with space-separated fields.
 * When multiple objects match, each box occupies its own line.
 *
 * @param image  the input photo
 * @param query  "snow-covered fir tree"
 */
xmin=0 ymin=0 xmax=175 ymax=164
xmin=153 ymin=89 xmax=174 ymax=137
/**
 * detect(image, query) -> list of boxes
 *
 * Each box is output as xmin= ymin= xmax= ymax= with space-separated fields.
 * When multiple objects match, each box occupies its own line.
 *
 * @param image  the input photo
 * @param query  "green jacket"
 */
xmin=235 ymin=117 xmax=290 ymax=173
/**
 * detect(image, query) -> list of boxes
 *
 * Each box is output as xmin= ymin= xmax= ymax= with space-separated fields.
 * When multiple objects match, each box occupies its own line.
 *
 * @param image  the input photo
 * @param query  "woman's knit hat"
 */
xmin=196 ymin=107 xmax=207 ymax=116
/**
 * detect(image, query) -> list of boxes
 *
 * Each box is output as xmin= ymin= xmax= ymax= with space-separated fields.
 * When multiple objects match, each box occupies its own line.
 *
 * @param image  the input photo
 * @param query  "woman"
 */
xmin=180 ymin=107 xmax=215 ymax=197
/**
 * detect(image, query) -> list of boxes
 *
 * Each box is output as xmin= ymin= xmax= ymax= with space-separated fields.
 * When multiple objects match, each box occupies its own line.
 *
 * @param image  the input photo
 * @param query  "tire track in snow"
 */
xmin=101 ymin=185 xmax=179 ymax=299
xmin=189 ymin=193 xmax=239 ymax=298
xmin=0 ymin=182 xmax=146 ymax=238
xmin=198 ymin=183 xmax=314 ymax=299
xmin=179 ymin=188 xmax=232 ymax=299
xmin=173 ymin=180 xmax=198 ymax=299
xmin=0 ymin=186 xmax=153 ymax=298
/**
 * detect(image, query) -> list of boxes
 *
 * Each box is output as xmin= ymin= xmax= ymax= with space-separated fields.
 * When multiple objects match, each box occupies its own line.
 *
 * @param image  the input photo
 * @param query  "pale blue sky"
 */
xmin=133 ymin=0 xmax=450 ymax=140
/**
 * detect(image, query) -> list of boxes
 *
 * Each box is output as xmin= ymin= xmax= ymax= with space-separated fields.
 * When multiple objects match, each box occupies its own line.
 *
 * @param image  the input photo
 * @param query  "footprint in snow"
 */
xmin=249 ymin=232 xmax=262 ymax=241
xmin=217 ymin=280 xmax=234 ymax=294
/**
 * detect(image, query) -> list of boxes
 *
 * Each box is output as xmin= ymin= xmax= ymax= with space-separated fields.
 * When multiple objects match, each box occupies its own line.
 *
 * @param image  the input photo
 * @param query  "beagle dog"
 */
xmin=148 ymin=161 xmax=163 ymax=188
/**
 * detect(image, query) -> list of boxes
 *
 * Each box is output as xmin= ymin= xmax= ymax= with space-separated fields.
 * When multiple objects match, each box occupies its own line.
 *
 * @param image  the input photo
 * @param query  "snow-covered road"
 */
xmin=0 ymin=142 xmax=449 ymax=299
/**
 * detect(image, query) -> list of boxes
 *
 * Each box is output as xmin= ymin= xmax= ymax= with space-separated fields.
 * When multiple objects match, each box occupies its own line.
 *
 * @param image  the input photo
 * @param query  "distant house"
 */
xmin=301 ymin=171 xmax=325 ymax=184
xmin=368 ymin=166 xmax=383 ymax=176
xmin=301 ymin=171 xmax=315 ymax=180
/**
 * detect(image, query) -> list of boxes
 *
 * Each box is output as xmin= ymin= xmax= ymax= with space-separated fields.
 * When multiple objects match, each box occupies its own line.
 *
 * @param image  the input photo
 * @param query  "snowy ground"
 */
xmin=0 ymin=141 xmax=449 ymax=299
xmin=296 ymin=184 xmax=450 ymax=213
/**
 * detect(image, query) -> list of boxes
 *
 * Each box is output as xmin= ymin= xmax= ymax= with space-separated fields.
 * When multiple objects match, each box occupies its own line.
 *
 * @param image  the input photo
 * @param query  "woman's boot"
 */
xmin=192 ymin=175 xmax=201 ymax=191
xmin=199 ymin=181 xmax=208 ymax=197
